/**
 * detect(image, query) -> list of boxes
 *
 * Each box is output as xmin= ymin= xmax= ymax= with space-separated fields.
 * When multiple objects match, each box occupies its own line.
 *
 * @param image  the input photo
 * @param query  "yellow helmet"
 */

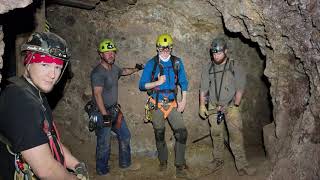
xmin=156 ymin=33 xmax=173 ymax=48
xmin=98 ymin=39 xmax=117 ymax=53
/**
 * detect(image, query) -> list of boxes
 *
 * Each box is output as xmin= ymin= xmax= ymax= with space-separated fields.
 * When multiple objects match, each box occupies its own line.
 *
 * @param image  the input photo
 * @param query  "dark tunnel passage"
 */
xmin=0 ymin=1 xmax=279 ymax=179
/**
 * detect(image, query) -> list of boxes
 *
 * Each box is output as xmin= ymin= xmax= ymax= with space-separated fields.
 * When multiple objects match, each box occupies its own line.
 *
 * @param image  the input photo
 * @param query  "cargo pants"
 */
xmin=208 ymin=103 xmax=249 ymax=170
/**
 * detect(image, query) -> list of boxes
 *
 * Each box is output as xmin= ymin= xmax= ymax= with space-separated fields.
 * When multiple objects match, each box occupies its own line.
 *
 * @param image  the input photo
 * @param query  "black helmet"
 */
xmin=21 ymin=32 xmax=70 ymax=60
xmin=211 ymin=37 xmax=227 ymax=53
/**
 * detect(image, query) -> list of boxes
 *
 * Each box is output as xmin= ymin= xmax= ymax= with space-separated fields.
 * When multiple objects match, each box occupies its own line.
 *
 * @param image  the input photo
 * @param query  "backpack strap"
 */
xmin=170 ymin=55 xmax=179 ymax=102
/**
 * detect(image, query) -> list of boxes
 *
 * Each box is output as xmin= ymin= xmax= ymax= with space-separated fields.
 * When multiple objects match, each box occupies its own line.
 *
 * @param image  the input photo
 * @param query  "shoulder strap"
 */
xmin=229 ymin=58 xmax=235 ymax=76
xmin=151 ymin=55 xmax=159 ymax=81
xmin=170 ymin=55 xmax=179 ymax=85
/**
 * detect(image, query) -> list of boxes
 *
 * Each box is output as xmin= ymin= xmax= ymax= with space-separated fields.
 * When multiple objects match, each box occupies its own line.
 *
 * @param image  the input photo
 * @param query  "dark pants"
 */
xmin=152 ymin=108 xmax=188 ymax=167
xmin=94 ymin=108 xmax=131 ymax=175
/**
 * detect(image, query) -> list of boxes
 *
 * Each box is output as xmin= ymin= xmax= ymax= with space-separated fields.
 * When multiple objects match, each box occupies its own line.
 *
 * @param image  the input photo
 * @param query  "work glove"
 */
xmin=103 ymin=115 xmax=112 ymax=127
xmin=199 ymin=105 xmax=208 ymax=119
xmin=135 ymin=63 xmax=144 ymax=71
xmin=75 ymin=162 xmax=89 ymax=180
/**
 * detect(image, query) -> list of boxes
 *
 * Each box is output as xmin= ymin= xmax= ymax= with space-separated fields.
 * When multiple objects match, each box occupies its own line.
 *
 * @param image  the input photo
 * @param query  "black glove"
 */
xmin=135 ymin=63 xmax=144 ymax=71
xmin=75 ymin=162 xmax=89 ymax=180
xmin=103 ymin=115 xmax=112 ymax=127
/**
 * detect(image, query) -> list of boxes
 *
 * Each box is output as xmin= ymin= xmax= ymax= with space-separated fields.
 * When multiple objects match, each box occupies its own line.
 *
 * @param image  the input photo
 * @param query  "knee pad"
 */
xmin=174 ymin=128 xmax=188 ymax=144
xmin=154 ymin=128 xmax=165 ymax=142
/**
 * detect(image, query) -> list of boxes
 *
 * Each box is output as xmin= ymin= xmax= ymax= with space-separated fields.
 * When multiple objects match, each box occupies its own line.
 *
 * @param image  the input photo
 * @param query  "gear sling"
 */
xmin=145 ymin=55 xmax=180 ymax=121
xmin=0 ymin=77 xmax=65 ymax=180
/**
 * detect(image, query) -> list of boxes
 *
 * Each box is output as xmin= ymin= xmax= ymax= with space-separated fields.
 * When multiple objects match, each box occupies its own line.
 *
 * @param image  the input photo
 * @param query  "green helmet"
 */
xmin=211 ymin=37 xmax=227 ymax=53
xmin=98 ymin=39 xmax=117 ymax=53
xmin=156 ymin=33 xmax=173 ymax=48
xmin=21 ymin=32 xmax=70 ymax=60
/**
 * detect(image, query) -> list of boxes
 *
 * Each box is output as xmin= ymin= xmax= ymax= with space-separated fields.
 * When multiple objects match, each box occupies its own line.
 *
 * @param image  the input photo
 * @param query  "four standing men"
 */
xmin=0 ymin=32 xmax=256 ymax=178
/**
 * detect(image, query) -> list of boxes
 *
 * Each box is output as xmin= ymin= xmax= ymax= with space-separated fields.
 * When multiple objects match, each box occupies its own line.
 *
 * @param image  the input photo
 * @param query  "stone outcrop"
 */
xmin=0 ymin=0 xmax=33 ymax=86
xmin=209 ymin=0 xmax=320 ymax=179
xmin=0 ymin=0 xmax=32 ymax=14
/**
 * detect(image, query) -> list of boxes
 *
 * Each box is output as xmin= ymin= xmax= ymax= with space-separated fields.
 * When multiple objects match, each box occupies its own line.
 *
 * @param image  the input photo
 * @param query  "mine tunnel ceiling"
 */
xmin=48 ymin=0 xmax=137 ymax=10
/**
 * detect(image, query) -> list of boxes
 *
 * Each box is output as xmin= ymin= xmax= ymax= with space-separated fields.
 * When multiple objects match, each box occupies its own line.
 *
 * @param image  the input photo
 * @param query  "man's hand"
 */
xmin=74 ymin=162 xmax=89 ymax=180
xmin=199 ymin=105 xmax=208 ymax=119
xmin=177 ymin=99 xmax=186 ymax=112
xmin=103 ymin=115 xmax=112 ymax=127
xmin=135 ymin=63 xmax=144 ymax=71
xmin=157 ymin=74 xmax=166 ymax=86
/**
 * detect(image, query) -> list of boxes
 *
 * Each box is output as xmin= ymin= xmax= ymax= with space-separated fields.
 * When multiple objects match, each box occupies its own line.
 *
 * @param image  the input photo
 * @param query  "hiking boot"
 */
xmin=176 ymin=165 xmax=190 ymax=179
xmin=121 ymin=162 xmax=141 ymax=171
xmin=238 ymin=166 xmax=256 ymax=176
xmin=159 ymin=161 xmax=168 ymax=171
xmin=208 ymin=159 xmax=224 ymax=172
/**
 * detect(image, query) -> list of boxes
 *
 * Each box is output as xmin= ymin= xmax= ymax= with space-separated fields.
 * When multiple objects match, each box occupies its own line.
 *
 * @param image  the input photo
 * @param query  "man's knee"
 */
xmin=174 ymin=128 xmax=188 ymax=144
xmin=154 ymin=128 xmax=165 ymax=142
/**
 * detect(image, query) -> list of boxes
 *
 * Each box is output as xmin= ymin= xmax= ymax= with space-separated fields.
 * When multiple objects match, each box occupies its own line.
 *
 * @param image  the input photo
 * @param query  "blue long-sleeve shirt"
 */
xmin=139 ymin=55 xmax=188 ymax=101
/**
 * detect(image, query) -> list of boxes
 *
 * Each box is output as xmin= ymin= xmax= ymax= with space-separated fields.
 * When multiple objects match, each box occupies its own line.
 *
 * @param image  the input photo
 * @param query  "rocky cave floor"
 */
xmin=59 ymin=121 xmax=272 ymax=180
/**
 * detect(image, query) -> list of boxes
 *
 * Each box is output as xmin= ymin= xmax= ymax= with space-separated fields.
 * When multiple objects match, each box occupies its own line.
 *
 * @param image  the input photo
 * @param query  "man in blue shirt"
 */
xmin=139 ymin=33 xmax=189 ymax=178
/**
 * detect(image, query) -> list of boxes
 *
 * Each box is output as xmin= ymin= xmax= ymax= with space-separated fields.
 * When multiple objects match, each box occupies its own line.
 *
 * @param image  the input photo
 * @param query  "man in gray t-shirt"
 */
xmin=90 ymin=39 xmax=143 ymax=176
xmin=91 ymin=63 xmax=122 ymax=107
xmin=199 ymin=37 xmax=256 ymax=176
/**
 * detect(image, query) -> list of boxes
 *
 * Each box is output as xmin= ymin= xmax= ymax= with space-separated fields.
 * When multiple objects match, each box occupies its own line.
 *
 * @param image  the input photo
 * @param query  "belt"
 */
xmin=105 ymin=104 xmax=120 ymax=112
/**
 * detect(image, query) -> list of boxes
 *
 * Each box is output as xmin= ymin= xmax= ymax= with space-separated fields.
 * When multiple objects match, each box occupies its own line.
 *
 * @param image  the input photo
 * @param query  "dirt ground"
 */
xmin=59 ymin=122 xmax=272 ymax=180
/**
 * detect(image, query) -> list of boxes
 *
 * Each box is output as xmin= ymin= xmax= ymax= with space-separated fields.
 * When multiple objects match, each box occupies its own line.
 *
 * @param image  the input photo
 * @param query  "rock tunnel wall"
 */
xmin=0 ymin=0 xmax=33 ymax=86
xmin=208 ymin=0 xmax=320 ymax=179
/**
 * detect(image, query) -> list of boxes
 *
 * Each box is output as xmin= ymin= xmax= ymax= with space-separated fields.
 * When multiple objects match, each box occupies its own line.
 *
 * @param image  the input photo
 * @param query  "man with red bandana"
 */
xmin=0 ymin=32 xmax=88 ymax=180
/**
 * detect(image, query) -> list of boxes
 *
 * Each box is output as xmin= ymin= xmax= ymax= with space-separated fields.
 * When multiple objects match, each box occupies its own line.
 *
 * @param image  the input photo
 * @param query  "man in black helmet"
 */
xmin=0 ymin=32 xmax=88 ymax=180
xmin=199 ymin=37 xmax=256 ymax=176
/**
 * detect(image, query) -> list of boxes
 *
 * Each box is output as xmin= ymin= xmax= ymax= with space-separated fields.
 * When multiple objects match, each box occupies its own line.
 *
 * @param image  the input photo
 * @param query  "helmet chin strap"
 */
xmin=55 ymin=60 xmax=69 ymax=84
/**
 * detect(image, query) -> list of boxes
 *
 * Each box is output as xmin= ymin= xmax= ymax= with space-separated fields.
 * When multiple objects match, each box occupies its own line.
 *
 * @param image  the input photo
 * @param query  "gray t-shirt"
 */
xmin=90 ymin=64 xmax=123 ymax=107
xmin=200 ymin=59 xmax=246 ymax=106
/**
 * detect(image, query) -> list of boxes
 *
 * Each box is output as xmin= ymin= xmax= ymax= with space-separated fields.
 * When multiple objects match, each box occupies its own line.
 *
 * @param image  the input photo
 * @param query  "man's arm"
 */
xmin=199 ymin=91 xmax=207 ymax=107
xmin=93 ymin=86 xmax=107 ymax=115
xmin=21 ymin=144 xmax=77 ymax=180
xmin=121 ymin=64 xmax=144 ymax=76
xmin=60 ymin=143 xmax=80 ymax=171
xmin=234 ymin=90 xmax=243 ymax=106
xmin=177 ymin=91 xmax=187 ymax=112
xmin=121 ymin=68 xmax=139 ymax=76
xmin=144 ymin=74 xmax=166 ymax=90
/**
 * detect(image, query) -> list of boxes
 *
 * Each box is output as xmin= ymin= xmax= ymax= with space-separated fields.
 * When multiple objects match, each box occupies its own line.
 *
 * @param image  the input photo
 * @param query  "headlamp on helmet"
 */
xmin=156 ymin=33 xmax=173 ymax=49
xmin=98 ymin=39 xmax=117 ymax=53
xmin=211 ymin=37 xmax=227 ymax=53
xmin=21 ymin=32 xmax=70 ymax=60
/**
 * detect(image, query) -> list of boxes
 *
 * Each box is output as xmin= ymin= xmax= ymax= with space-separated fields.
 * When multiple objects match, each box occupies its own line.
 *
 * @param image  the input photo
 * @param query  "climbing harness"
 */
xmin=144 ymin=55 xmax=180 ymax=121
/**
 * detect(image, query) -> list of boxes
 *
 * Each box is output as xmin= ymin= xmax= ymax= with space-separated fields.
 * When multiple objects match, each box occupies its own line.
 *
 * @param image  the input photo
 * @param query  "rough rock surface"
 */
xmin=209 ymin=0 xmax=320 ymax=179
xmin=0 ymin=0 xmax=33 ymax=14
xmin=0 ymin=29 xmax=3 ymax=84
xmin=0 ymin=0 xmax=33 ymax=85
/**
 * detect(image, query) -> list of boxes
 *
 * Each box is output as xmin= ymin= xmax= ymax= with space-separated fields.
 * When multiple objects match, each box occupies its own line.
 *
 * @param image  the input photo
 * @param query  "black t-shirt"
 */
xmin=0 ymin=77 xmax=52 ymax=179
